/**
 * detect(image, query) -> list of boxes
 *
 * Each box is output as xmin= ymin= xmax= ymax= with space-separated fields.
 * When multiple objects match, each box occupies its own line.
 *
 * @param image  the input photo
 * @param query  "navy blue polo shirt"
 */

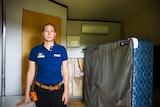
xmin=29 ymin=43 xmax=68 ymax=85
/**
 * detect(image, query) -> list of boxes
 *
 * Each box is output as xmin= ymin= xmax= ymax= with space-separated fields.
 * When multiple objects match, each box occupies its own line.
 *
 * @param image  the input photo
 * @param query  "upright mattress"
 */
xmin=132 ymin=38 xmax=153 ymax=107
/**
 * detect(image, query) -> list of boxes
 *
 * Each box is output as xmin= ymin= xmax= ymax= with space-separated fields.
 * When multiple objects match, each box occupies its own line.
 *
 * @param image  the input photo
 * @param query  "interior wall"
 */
xmin=67 ymin=20 xmax=121 ymax=58
xmin=66 ymin=21 xmax=121 ymax=98
xmin=122 ymin=0 xmax=160 ymax=46
xmin=5 ymin=0 xmax=67 ymax=96
xmin=0 ymin=0 xmax=2 ymax=96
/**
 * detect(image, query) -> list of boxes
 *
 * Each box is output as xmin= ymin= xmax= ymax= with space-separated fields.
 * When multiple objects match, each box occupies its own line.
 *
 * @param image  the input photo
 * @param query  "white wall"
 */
xmin=0 ymin=0 xmax=2 ymax=96
xmin=67 ymin=20 xmax=121 ymax=58
xmin=5 ymin=0 xmax=67 ymax=96
xmin=122 ymin=0 xmax=160 ymax=46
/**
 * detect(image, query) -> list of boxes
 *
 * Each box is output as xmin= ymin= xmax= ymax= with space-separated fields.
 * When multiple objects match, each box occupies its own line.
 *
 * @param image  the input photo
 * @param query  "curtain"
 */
xmin=84 ymin=40 xmax=133 ymax=107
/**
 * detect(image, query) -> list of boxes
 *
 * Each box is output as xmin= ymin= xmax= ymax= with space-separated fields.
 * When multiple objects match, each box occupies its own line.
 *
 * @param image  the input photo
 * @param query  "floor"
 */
xmin=68 ymin=98 xmax=86 ymax=107
xmin=68 ymin=88 xmax=160 ymax=107
xmin=0 ymin=91 xmax=159 ymax=107
xmin=153 ymin=88 xmax=160 ymax=107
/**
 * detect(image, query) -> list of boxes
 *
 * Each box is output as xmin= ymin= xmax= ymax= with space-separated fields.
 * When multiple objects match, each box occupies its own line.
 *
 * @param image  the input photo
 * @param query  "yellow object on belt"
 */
xmin=35 ymin=81 xmax=63 ymax=91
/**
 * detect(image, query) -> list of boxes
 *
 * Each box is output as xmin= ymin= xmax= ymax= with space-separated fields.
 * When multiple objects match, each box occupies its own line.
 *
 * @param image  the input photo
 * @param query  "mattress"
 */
xmin=132 ymin=38 xmax=153 ymax=107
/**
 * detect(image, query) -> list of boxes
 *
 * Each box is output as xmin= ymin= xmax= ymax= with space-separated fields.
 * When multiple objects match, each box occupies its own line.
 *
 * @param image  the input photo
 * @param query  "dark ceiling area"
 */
xmin=50 ymin=0 xmax=157 ymax=22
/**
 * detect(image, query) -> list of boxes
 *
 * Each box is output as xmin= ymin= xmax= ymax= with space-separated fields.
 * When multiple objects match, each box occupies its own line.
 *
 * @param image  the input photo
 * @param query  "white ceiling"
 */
xmin=50 ymin=0 xmax=157 ymax=22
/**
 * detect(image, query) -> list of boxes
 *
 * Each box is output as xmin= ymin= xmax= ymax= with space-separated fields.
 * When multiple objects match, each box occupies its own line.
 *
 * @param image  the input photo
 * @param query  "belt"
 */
xmin=35 ymin=81 xmax=63 ymax=91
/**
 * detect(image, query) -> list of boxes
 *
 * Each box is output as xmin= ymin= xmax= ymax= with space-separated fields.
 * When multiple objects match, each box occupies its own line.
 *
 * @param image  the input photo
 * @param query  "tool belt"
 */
xmin=35 ymin=81 xmax=63 ymax=91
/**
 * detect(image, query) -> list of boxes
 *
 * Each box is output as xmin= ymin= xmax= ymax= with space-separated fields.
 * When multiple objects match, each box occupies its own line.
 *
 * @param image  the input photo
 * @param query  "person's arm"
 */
xmin=62 ymin=60 xmax=69 ymax=104
xmin=24 ymin=60 xmax=36 ymax=103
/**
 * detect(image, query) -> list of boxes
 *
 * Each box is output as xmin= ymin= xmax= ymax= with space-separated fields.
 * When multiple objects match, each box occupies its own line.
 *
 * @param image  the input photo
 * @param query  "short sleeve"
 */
xmin=29 ymin=47 xmax=37 ymax=62
xmin=62 ymin=47 xmax=68 ymax=61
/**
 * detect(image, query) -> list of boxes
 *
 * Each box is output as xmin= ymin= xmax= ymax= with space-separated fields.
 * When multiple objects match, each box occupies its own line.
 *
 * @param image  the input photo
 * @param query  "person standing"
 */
xmin=22 ymin=23 xmax=69 ymax=107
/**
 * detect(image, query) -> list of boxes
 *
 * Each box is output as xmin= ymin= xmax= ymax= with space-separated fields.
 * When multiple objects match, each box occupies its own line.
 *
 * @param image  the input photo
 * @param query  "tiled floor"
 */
xmin=68 ymin=98 xmax=86 ymax=107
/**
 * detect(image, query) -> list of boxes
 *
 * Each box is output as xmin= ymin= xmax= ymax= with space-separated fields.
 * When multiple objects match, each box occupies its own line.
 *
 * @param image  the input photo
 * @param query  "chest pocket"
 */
xmin=53 ymin=53 xmax=62 ymax=65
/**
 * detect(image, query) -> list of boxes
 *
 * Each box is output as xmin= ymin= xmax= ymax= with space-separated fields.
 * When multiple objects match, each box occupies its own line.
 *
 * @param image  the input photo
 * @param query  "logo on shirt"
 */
xmin=54 ymin=54 xmax=61 ymax=57
xmin=37 ymin=53 xmax=45 ymax=58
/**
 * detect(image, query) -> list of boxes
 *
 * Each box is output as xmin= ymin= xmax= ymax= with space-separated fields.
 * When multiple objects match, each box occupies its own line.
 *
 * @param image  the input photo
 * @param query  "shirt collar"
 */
xmin=41 ymin=42 xmax=57 ymax=51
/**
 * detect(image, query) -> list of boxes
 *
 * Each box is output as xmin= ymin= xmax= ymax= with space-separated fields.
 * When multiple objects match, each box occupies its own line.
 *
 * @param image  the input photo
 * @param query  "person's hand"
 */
xmin=16 ymin=101 xmax=34 ymax=107
xmin=16 ymin=95 xmax=33 ymax=107
xmin=16 ymin=100 xmax=25 ymax=107
xmin=62 ymin=91 xmax=69 ymax=105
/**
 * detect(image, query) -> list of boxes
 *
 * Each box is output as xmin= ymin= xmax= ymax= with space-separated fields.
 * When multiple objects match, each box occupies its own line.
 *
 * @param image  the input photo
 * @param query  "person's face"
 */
xmin=42 ymin=25 xmax=56 ymax=42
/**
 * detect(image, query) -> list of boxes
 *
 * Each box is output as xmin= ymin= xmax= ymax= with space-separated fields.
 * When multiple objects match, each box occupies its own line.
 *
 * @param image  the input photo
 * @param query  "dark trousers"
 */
xmin=34 ymin=84 xmax=67 ymax=107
